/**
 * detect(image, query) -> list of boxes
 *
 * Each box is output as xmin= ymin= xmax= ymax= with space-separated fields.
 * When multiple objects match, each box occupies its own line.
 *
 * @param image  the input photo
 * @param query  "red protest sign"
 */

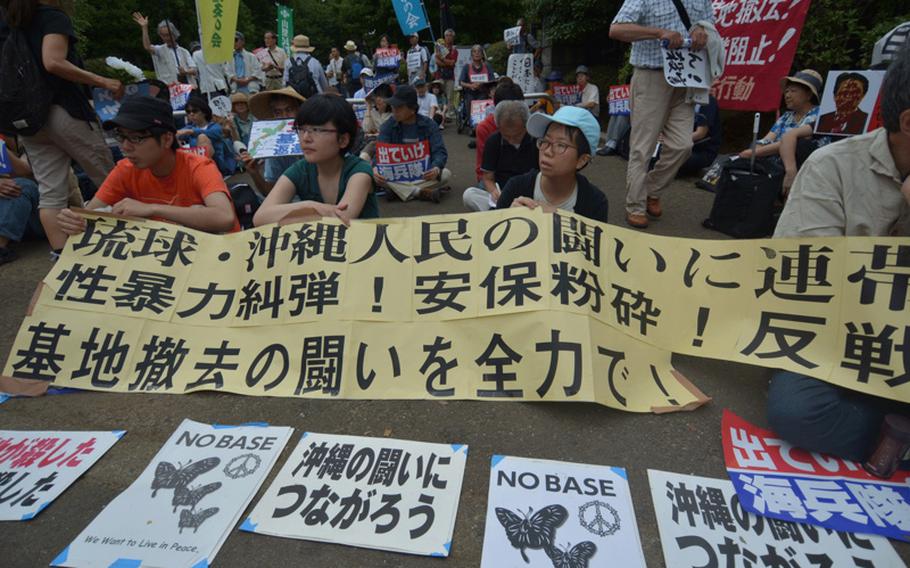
xmin=711 ymin=0 xmax=813 ymax=111
xmin=608 ymin=84 xmax=631 ymax=116
xmin=552 ymin=83 xmax=581 ymax=106
xmin=375 ymin=141 xmax=431 ymax=182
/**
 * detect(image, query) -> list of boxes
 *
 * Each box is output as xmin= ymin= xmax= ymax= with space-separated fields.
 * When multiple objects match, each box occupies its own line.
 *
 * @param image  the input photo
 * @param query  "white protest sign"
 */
xmin=481 ymin=456 xmax=646 ymax=568
xmin=209 ymin=95 xmax=232 ymax=118
xmin=242 ymin=432 xmax=468 ymax=557
xmin=552 ymin=84 xmax=582 ymax=106
xmin=375 ymin=141 xmax=431 ymax=182
xmin=507 ymin=54 xmax=535 ymax=95
xmin=407 ymin=50 xmax=423 ymax=73
xmin=661 ymin=46 xmax=709 ymax=88
xmin=52 ymin=420 xmax=292 ymax=568
xmin=504 ymin=26 xmax=522 ymax=48
xmin=647 ymin=469 xmax=904 ymax=568
xmin=247 ymin=119 xmax=302 ymax=159
xmin=815 ymin=70 xmax=886 ymax=136
xmin=0 ymin=430 xmax=124 ymax=521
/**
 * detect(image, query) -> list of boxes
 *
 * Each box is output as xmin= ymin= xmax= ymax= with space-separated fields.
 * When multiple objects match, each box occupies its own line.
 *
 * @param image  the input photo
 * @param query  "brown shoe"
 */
xmin=626 ymin=212 xmax=649 ymax=228
xmin=646 ymin=196 xmax=662 ymax=217
xmin=418 ymin=187 xmax=441 ymax=203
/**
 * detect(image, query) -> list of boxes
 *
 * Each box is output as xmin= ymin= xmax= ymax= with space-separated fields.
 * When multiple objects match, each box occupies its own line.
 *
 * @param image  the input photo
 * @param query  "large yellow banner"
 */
xmin=195 ymin=0 xmax=240 ymax=64
xmin=4 ymin=209 xmax=908 ymax=411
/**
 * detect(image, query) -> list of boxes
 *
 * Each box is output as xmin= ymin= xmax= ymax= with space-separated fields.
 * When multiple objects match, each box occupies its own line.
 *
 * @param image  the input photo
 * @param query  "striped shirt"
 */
xmin=612 ymin=0 xmax=714 ymax=68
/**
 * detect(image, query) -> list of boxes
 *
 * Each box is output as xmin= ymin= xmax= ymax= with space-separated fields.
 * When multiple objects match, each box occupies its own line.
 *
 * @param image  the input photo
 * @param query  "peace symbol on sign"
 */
xmin=223 ymin=453 xmax=261 ymax=479
xmin=578 ymin=500 xmax=620 ymax=537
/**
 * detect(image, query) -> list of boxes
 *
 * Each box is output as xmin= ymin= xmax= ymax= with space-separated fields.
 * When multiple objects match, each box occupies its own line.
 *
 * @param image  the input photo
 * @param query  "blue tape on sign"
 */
xmin=50 ymin=546 xmax=70 ymax=566
xmin=212 ymin=422 xmax=269 ymax=429
xmin=239 ymin=517 xmax=258 ymax=532
xmin=113 ymin=430 xmax=127 ymax=439
xmin=46 ymin=387 xmax=83 ymax=396
xmin=0 ymin=394 xmax=9 ymax=404
xmin=444 ymin=541 xmax=452 ymax=553
xmin=20 ymin=511 xmax=36 ymax=521
xmin=611 ymin=466 xmax=628 ymax=480
xmin=491 ymin=454 xmax=506 ymax=468
xmin=190 ymin=559 xmax=209 ymax=568
xmin=108 ymin=559 xmax=142 ymax=568
xmin=450 ymin=444 xmax=465 ymax=454
xmin=301 ymin=431 xmax=310 ymax=440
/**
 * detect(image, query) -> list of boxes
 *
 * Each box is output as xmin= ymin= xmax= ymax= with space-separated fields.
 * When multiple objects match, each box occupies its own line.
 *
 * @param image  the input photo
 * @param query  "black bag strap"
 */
xmin=670 ymin=0 xmax=693 ymax=31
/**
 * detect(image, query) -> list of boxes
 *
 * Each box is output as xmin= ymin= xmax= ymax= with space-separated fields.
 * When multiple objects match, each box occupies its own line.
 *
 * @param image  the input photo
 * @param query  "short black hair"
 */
xmin=294 ymin=94 xmax=359 ymax=155
xmin=493 ymin=82 xmax=524 ymax=105
xmin=833 ymin=72 xmax=869 ymax=95
xmin=370 ymin=83 xmax=394 ymax=99
xmin=185 ymin=96 xmax=213 ymax=122
xmin=881 ymin=47 xmax=910 ymax=133
xmin=146 ymin=127 xmax=179 ymax=150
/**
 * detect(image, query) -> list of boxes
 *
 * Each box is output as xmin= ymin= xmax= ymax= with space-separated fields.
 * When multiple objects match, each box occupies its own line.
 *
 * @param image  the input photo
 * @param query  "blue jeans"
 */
xmin=0 ymin=178 xmax=40 ymax=242
xmin=767 ymin=370 xmax=906 ymax=462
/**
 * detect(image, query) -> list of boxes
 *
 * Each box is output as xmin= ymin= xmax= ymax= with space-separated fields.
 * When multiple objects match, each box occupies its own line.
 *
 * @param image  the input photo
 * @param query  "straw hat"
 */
xmin=230 ymin=92 xmax=250 ymax=105
xmin=344 ymin=40 xmax=357 ymax=52
xmin=779 ymin=69 xmax=823 ymax=102
xmin=291 ymin=35 xmax=316 ymax=53
xmin=249 ymin=87 xmax=306 ymax=120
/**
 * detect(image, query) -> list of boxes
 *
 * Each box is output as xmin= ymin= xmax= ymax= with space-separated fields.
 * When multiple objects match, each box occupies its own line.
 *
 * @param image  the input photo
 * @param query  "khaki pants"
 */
xmin=381 ymin=168 xmax=452 ymax=201
xmin=625 ymin=69 xmax=694 ymax=215
xmin=20 ymin=105 xmax=114 ymax=209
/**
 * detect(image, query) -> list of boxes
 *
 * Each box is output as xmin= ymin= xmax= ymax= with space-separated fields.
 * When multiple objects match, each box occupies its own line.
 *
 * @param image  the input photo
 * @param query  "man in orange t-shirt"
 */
xmin=57 ymin=96 xmax=240 ymax=236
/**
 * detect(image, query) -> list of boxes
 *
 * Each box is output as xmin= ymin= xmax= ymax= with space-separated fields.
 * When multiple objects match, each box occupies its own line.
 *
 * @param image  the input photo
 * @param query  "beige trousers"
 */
xmin=381 ymin=168 xmax=453 ymax=201
xmin=625 ymin=69 xmax=694 ymax=215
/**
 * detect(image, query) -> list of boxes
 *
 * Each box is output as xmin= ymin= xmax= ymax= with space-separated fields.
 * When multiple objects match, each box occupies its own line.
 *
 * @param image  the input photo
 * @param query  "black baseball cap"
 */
xmin=386 ymin=84 xmax=418 ymax=109
xmin=102 ymin=96 xmax=176 ymax=132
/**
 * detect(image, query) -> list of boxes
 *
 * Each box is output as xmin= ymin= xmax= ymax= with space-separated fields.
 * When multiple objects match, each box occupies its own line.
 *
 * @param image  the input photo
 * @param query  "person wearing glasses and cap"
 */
xmin=497 ymin=106 xmax=608 ymax=222
xmin=228 ymin=31 xmax=264 ymax=94
xmin=56 ymin=96 xmax=240 ymax=236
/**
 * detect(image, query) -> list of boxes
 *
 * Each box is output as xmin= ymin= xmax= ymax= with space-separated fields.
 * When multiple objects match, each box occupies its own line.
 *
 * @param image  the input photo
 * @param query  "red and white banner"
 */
xmin=552 ymin=83 xmax=581 ymax=106
xmin=469 ymin=99 xmax=494 ymax=127
xmin=608 ymin=84 xmax=631 ymax=116
xmin=711 ymin=0 xmax=813 ymax=111
xmin=375 ymin=141 xmax=431 ymax=182
xmin=168 ymin=82 xmax=195 ymax=111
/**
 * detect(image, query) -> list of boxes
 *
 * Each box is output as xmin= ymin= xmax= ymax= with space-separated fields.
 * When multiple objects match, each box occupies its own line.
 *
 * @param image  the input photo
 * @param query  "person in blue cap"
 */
xmin=497 ymin=106 xmax=608 ymax=222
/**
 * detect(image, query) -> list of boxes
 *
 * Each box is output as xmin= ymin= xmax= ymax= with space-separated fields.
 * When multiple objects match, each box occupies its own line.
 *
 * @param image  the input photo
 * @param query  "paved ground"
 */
xmin=1 ymin=129 xmax=906 ymax=567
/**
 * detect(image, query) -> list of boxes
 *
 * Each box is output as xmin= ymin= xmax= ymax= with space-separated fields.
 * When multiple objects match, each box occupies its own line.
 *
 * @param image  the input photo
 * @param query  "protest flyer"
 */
xmin=608 ymin=84 xmax=631 ymax=116
xmin=92 ymin=83 xmax=151 ymax=124
xmin=52 ymin=420 xmax=292 ymax=568
xmin=374 ymin=47 xmax=401 ymax=69
xmin=815 ymin=70 xmax=886 ymax=137
xmin=168 ymin=83 xmax=195 ymax=112
xmin=375 ymin=141 xmax=431 ymax=182
xmin=470 ymin=99 xmax=494 ymax=127
xmin=0 ymin=430 xmax=123 ymax=521
xmin=552 ymin=84 xmax=581 ymax=106
xmin=247 ymin=119 xmax=301 ymax=159
xmin=480 ymin=455 xmax=645 ymax=567
xmin=647 ymin=469 xmax=904 ymax=567
xmin=723 ymin=409 xmax=910 ymax=540
xmin=661 ymin=46 xmax=709 ymax=88
xmin=407 ymin=50 xmax=423 ymax=74
xmin=507 ymin=54 xmax=535 ymax=96
xmin=242 ymin=432 xmax=468 ymax=556
xmin=504 ymin=26 xmax=521 ymax=48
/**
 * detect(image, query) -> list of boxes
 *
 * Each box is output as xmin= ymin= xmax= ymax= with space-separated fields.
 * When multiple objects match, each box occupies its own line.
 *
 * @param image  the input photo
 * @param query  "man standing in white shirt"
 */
xmin=260 ymin=31 xmax=288 ymax=91
xmin=406 ymin=33 xmax=429 ymax=84
xmin=190 ymin=42 xmax=230 ymax=97
xmin=325 ymin=46 xmax=344 ymax=90
xmin=132 ymin=12 xmax=196 ymax=86
xmin=229 ymin=32 xmax=264 ymax=94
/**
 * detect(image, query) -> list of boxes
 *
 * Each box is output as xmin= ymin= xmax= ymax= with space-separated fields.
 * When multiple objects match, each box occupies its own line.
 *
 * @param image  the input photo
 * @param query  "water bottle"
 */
xmin=661 ymin=38 xmax=693 ymax=49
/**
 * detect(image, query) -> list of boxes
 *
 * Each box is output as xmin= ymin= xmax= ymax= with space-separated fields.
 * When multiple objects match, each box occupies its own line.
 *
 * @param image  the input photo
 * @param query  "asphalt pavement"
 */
xmin=1 ymin=128 xmax=906 ymax=567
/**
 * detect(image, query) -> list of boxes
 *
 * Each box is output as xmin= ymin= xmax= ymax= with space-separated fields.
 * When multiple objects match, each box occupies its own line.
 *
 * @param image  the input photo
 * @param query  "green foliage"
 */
xmin=485 ymin=41 xmax=510 ymax=75
xmin=524 ymin=0 xmax=620 ymax=43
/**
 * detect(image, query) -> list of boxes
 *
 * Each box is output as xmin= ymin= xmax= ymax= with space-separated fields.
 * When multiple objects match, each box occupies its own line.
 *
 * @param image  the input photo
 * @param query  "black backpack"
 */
xmin=229 ymin=183 xmax=261 ymax=230
xmin=287 ymin=55 xmax=317 ymax=98
xmin=0 ymin=27 xmax=54 ymax=135
xmin=703 ymin=157 xmax=783 ymax=238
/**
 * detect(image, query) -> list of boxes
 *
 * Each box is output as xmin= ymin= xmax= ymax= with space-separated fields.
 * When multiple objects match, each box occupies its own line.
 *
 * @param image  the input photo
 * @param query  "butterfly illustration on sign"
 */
xmin=495 ymin=504 xmax=568 ymax=563
xmin=151 ymin=457 xmax=221 ymax=531
xmin=545 ymin=541 xmax=597 ymax=568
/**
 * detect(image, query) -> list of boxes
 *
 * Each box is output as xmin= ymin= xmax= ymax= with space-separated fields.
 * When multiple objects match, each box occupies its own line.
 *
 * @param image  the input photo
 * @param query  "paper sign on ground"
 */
xmin=722 ymin=409 xmax=910 ymax=540
xmin=647 ymin=469 xmax=904 ymax=568
xmin=481 ymin=456 xmax=645 ymax=568
xmin=815 ymin=70 xmax=886 ymax=137
xmin=0 ymin=430 xmax=123 ymax=521
xmin=552 ymin=84 xmax=581 ymax=106
xmin=247 ymin=119 xmax=301 ymax=159
xmin=608 ymin=84 xmax=631 ymax=116
xmin=662 ymin=47 xmax=709 ymax=88
xmin=504 ymin=26 xmax=522 ymax=48
xmin=243 ymin=432 xmax=468 ymax=556
xmin=52 ymin=420 xmax=292 ymax=568
xmin=375 ymin=141 xmax=431 ymax=182
xmin=507 ymin=54 xmax=535 ymax=96
xmin=470 ymin=99 xmax=494 ymax=127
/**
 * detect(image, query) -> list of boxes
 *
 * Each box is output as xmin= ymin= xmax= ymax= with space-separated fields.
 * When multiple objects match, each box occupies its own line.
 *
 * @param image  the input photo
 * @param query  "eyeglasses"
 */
xmin=295 ymin=126 xmax=338 ymax=137
xmin=536 ymin=138 xmax=576 ymax=155
xmin=113 ymin=131 xmax=155 ymax=145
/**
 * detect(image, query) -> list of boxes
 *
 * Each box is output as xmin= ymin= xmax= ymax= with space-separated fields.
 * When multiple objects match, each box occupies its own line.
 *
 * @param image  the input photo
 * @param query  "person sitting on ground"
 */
xmin=574 ymin=65 xmax=600 ymax=118
xmin=372 ymin=84 xmax=451 ymax=202
xmin=678 ymin=94 xmax=721 ymax=175
xmin=56 ymin=96 xmax=240 ymax=235
xmin=240 ymin=87 xmax=306 ymax=197
xmin=0 ymin=138 xmax=40 ymax=265
xmin=231 ymin=92 xmax=253 ymax=149
xmin=463 ymin=101 xmax=538 ymax=212
xmin=254 ymin=94 xmax=378 ymax=226
xmin=766 ymin=50 xmax=910 ymax=465
xmin=415 ymin=79 xmax=442 ymax=126
xmin=430 ymin=80 xmax=449 ymax=126
xmin=177 ymin=97 xmax=237 ymax=177
xmin=737 ymin=69 xmax=823 ymax=193
xmin=530 ymin=70 xmax=562 ymax=115
xmin=360 ymin=83 xmax=394 ymax=160
xmin=498 ymin=106 xmax=607 ymax=222
xmin=475 ymin=82 xmax=525 ymax=183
